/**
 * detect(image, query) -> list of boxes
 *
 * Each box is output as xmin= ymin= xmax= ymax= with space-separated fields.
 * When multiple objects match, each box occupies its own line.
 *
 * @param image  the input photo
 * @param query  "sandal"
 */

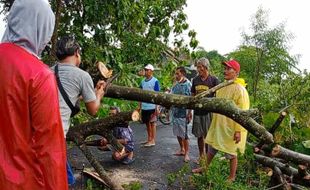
xmin=143 ymin=142 xmax=155 ymax=147
xmin=122 ymin=157 xmax=135 ymax=165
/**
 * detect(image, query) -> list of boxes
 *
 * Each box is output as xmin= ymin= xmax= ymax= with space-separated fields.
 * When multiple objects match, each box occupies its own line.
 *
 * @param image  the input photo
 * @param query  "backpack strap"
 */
xmin=55 ymin=64 xmax=79 ymax=117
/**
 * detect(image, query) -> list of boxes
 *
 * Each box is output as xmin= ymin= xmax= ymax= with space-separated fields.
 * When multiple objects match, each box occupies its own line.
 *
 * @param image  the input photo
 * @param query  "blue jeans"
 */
xmin=67 ymin=160 xmax=75 ymax=185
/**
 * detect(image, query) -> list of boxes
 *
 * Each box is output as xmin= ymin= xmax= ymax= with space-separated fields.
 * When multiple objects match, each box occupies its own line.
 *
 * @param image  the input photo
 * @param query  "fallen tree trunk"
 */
xmin=67 ymin=111 xmax=138 ymax=189
xmin=255 ymin=154 xmax=310 ymax=187
xmin=79 ymin=144 xmax=123 ymax=190
xmin=66 ymin=110 xmax=139 ymax=144
xmin=271 ymin=144 xmax=310 ymax=166
xmin=268 ymin=166 xmax=290 ymax=190
xmin=105 ymin=84 xmax=274 ymax=143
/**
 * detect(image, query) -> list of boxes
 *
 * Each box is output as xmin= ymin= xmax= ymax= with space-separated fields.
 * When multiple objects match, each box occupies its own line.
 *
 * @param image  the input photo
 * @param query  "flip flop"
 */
xmin=140 ymin=141 xmax=148 ymax=145
xmin=122 ymin=157 xmax=135 ymax=165
xmin=143 ymin=143 xmax=155 ymax=147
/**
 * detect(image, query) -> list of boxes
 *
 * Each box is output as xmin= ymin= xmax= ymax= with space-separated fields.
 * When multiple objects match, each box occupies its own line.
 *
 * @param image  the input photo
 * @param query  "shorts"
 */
xmin=172 ymin=117 xmax=188 ymax=139
xmin=192 ymin=113 xmax=211 ymax=138
xmin=208 ymin=145 xmax=236 ymax=160
xmin=141 ymin=109 xmax=157 ymax=124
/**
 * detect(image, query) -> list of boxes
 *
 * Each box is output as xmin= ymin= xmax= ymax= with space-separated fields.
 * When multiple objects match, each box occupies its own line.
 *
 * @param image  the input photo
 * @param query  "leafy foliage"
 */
xmin=240 ymin=7 xmax=299 ymax=101
xmin=47 ymin=0 xmax=197 ymax=80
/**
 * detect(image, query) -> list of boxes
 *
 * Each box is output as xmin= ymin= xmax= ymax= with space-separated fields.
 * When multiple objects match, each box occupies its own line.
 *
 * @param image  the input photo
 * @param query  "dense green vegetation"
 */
xmin=1 ymin=1 xmax=309 ymax=189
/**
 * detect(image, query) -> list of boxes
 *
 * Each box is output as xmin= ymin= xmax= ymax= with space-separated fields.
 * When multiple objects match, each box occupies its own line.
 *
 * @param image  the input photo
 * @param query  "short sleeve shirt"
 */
xmin=113 ymin=123 xmax=134 ymax=152
xmin=171 ymin=78 xmax=192 ymax=118
xmin=191 ymin=75 xmax=220 ymax=115
xmin=140 ymin=76 xmax=160 ymax=110
xmin=51 ymin=63 xmax=96 ymax=135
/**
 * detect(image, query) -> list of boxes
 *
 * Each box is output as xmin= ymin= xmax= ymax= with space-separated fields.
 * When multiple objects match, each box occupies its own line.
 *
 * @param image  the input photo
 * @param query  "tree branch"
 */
xmin=194 ymin=80 xmax=234 ymax=99
xmin=105 ymin=84 xmax=274 ymax=143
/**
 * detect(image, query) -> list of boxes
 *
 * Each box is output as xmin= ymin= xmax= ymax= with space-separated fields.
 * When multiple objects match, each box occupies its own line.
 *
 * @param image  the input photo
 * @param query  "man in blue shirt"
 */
xmin=138 ymin=64 xmax=160 ymax=147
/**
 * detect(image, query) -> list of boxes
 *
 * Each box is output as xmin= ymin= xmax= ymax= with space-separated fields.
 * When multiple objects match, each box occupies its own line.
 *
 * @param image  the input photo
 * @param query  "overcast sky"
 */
xmin=184 ymin=0 xmax=309 ymax=71
xmin=0 ymin=0 xmax=308 ymax=71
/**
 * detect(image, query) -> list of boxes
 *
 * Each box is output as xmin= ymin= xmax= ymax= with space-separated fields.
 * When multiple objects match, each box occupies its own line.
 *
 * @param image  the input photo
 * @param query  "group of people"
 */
xmin=137 ymin=57 xmax=249 ymax=182
xmin=188 ymin=58 xmax=250 ymax=183
xmin=0 ymin=0 xmax=249 ymax=189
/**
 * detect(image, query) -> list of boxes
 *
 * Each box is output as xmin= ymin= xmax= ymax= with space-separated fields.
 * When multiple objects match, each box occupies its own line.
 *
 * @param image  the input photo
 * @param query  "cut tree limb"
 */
xmin=194 ymin=80 xmax=234 ymax=99
xmin=79 ymin=144 xmax=123 ymax=190
xmin=105 ymin=84 xmax=274 ymax=143
xmin=268 ymin=166 xmax=290 ymax=190
xmin=255 ymin=154 xmax=310 ymax=187
xmin=66 ymin=110 xmax=139 ymax=144
xmin=255 ymin=112 xmax=287 ymax=152
xmin=66 ymin=111 xmax=138 ymax=189
xmin=269 ymin=112 xmax=287 ymax=135
xmin=271 ymin=144 xmax=310 ymax=166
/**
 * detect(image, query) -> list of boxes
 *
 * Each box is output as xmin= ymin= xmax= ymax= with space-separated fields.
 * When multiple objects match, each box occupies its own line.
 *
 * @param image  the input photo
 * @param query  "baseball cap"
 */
xmin=222 ymin=60 xmax=240 ymax=73
xmin=144 ymin=64 xmax=154 ymax=71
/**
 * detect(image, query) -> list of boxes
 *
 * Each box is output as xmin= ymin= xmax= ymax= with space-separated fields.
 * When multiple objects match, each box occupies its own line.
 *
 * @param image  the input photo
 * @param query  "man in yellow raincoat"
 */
xmin=193 ymin=60 xmax=250 ymax=182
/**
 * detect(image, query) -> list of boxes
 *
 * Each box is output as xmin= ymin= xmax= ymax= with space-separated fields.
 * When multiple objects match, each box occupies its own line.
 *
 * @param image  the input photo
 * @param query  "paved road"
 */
xmin=68 ymin=121 xmax=199 ymax=190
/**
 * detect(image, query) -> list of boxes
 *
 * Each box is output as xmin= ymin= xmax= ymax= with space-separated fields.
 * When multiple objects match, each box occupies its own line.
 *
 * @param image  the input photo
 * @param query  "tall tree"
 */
xmin=0 ymin=0 xmax=198 ymax=87
xmin=240 ymin=7 xmax=298 ymax=101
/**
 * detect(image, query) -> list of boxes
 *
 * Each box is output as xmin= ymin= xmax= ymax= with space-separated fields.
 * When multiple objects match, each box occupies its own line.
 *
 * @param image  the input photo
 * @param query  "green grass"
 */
xmin=167 ymin=147 xmax=269 ymax=190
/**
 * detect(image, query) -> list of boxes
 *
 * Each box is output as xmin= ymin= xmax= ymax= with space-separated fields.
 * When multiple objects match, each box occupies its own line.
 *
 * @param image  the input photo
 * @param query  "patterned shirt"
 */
xmin=113 ymin=123 xmax=134 ymax=152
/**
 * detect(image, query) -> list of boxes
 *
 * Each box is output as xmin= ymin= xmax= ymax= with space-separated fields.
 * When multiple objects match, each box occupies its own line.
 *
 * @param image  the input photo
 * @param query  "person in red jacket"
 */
xmin=0 ymin=0 xmax=68 ymax=189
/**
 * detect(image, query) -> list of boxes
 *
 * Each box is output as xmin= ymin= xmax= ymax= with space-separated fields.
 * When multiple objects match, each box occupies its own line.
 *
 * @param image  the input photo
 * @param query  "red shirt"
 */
xmin=0 ymin=43 xmax=68 ymax=190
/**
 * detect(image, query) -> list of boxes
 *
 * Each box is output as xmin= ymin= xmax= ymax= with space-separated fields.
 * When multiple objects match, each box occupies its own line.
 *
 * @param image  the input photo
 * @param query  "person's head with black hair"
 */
xmin=175 ymin=66 xmax=187 ymax=83
xmin=109 ymin=106 xmax=120 ymax=116
xmin=56 ymin=36 xmax=82 ymax=66
xmin=176 ymin=66 xmax=187 ymax=76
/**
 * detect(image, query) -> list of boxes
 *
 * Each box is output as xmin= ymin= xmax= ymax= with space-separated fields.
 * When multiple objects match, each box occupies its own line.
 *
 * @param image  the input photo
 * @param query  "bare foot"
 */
xmin=193 ymin=158 xmax=201 ymax=165
xmin=173 ymin=151 xmax=185 ymax=156
xmin=192 ymin=167 xmax=203 ymax=173
xmin=227 ymin=177 xmax=235 ymax=183
xmin=184 ymin=155 xmax=190 ymax=162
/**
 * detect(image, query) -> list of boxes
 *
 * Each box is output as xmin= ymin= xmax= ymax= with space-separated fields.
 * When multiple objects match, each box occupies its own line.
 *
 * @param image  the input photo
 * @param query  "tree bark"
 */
xmin=67 ymin=111 xmax=138 ymax=189
xmin=105 ymin=84 xmax=274 ymax=143
xmin=50 ymin=0 xmax=63 ymax=63
xmin=269 ymin=112 xmax=287 ymax=135
xmin=268 ymin=166 xmax=290 ymax=190
xmin=79 ymin=144 xmax=123 ymax=190
xmin=255 ymin=112 xmax=287 ymax=151
xmin=255 ymin=154 xmax=310 ymax=187
xmin=271 ymin=144 xmax=310 ymax=166
xmin=66 ymin=111 xmax=139 ymax=144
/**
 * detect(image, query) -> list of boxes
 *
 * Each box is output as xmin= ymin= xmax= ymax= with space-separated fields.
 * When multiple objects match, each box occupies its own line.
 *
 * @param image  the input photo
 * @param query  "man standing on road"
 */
xmin=190 ymin=57 xmax=220 ymax=163
xmin=138 ymin=64 xmax=160 ymax=147
xmin=0 ymin=0 xmax=68 ymax=189
xmin=171 ymin=67 xmax=192 ymax=162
